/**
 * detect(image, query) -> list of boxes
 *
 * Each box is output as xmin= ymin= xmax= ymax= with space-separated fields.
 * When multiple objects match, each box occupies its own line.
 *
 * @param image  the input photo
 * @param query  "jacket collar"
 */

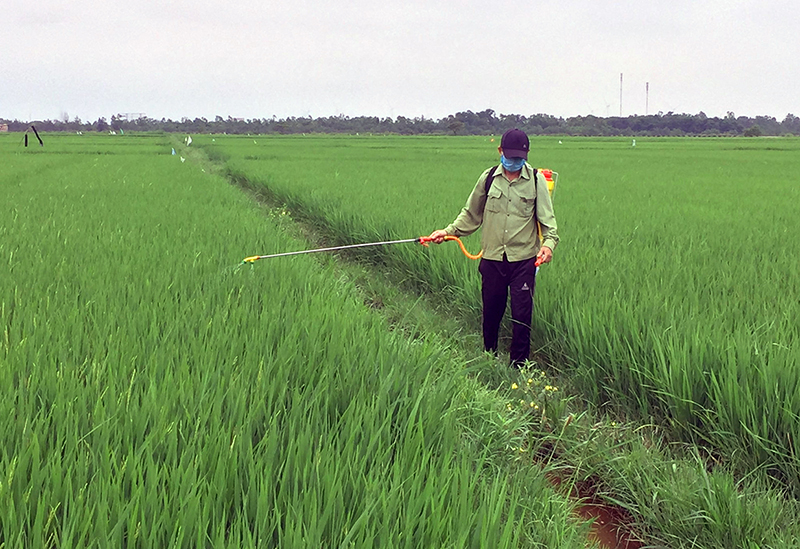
xmin=501 ymin=162 xmax=533 ymax=181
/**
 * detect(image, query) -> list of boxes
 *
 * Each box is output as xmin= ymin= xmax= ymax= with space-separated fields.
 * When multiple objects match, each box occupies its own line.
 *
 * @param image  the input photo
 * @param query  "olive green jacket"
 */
xmin=444 ymin=163 xmax=559 ymax=262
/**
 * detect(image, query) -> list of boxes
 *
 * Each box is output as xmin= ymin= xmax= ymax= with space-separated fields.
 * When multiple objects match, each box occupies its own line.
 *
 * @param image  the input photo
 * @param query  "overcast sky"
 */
xmin=3 ymin=0 xmax=797 ymax=122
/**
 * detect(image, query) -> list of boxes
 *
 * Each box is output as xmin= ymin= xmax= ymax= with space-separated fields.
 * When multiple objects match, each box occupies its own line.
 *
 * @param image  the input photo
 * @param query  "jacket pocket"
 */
xmin=486 ymin=185 xmax=503 ymax=212
xmin=514 ymin=196 xmax=535 ymax=217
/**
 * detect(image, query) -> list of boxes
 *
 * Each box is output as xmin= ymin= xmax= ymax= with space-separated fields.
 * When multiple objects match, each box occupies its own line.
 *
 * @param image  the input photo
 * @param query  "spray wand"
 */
xmin=242 ymin=235 xmax=482 ymax=264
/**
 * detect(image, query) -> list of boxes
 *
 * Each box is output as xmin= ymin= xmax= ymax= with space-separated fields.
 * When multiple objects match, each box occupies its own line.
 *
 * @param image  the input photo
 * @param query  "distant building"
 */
xmin=0 ymin=123 xmax=8 ymax=132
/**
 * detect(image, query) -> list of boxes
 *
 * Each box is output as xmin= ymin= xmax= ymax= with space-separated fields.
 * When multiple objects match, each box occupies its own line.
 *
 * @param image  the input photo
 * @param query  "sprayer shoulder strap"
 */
xmin=484 ymin=166 xmax=499 ymax=194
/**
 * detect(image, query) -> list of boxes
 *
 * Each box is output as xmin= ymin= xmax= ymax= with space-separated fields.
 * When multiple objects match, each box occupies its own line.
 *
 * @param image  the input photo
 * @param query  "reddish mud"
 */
xmin=547 ymin=473 xmax=645 ymax=549
xmin=576 ymin=496 xmax=644 ymax=548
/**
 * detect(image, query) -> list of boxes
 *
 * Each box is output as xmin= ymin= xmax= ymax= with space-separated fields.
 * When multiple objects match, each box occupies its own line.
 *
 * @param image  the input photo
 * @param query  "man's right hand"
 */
xmin=428 ymin=229 xmax=448 ymax=244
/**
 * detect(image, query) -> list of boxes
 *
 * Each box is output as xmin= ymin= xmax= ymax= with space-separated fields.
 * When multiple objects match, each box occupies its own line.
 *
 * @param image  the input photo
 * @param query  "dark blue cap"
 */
xmin=501 ymin=128 xmax=529 ymax=159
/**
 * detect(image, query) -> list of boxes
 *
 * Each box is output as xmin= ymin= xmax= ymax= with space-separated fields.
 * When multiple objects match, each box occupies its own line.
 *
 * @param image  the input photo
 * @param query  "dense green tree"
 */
xmin=782 ymin=114 xmax=800 ymax=135
xmin=4 ymin=110 xmax=800 ymax=137
xmin=447 ymin=119 xmax=464 ymax=135
xmin=744 ymin=124 xmax=763 ymax=137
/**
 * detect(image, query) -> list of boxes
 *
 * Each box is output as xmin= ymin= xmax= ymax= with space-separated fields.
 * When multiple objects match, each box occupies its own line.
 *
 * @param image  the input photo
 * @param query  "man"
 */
xmin=428 ymin=128 xmax=559 ymax=368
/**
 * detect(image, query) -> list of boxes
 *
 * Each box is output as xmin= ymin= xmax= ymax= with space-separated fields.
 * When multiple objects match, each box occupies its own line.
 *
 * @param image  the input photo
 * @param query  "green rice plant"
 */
xmin=563 ymin=427 xmax=800 ymax=548
xmin=1 ymin=133 xmax=592 ymax=547
xmin=198 ymin=134 xmax=800 ymax=493
xmin=8 ymin=132 xmax=798 ymax=546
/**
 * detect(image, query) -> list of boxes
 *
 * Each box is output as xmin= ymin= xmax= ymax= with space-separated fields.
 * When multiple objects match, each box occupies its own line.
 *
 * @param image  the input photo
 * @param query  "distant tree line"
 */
xmin=3 ymin=109 xmax=800 ymax=137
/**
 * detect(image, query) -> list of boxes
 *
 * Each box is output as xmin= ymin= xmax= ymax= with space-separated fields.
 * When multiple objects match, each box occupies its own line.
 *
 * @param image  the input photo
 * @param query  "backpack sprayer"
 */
xmin=241 ymin=235 xmax=481 ymax=264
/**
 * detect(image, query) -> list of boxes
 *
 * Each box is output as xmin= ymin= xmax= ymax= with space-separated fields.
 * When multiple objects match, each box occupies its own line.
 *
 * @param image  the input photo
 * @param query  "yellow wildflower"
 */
xmin=511 ymin=383 xmax=518 ymax=390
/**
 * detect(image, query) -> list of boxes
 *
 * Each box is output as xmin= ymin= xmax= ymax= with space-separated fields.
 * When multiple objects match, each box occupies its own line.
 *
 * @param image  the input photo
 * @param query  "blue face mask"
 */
xmin=501 ymin=155 xmax=525 ymax=172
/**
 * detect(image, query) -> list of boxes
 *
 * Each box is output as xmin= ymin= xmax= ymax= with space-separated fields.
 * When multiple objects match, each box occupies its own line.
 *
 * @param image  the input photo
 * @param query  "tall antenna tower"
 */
xmin=619 ymin=73 xmax=623 ymax=116
xmin=646 ymin=82 xmax=650 ymax=115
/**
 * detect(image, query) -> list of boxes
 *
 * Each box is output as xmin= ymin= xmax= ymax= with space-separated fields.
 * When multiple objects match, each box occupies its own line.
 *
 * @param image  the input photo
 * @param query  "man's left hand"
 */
xmin=536 ymin=246 xmax=553 ymax=265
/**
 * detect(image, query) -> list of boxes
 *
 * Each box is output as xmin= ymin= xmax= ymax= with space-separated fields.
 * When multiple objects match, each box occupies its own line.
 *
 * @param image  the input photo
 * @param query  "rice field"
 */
xmin=3 ymin=131 xmax=800 ymax=547
xmin=203 ymin=133 xmax=800 ymax=488
xmin=1 ymin=134 xmax=591 ymax=547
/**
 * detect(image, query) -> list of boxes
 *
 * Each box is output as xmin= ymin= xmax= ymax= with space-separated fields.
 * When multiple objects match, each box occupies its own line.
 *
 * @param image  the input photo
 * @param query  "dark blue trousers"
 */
xmin=478 ymin=255 xmax=537 ymax=366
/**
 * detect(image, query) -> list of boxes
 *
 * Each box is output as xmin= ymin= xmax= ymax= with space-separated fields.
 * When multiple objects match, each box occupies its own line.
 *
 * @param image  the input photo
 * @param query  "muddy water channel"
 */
xmin=547 ymin=472 xmax=645 ymax=548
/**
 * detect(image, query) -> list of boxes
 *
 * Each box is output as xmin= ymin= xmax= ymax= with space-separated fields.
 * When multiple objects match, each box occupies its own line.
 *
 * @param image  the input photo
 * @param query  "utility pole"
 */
xmin=646 ymin=82 xmax=650 ymax=115
xmin=619 ymin=73 xmax=623 ymax=117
